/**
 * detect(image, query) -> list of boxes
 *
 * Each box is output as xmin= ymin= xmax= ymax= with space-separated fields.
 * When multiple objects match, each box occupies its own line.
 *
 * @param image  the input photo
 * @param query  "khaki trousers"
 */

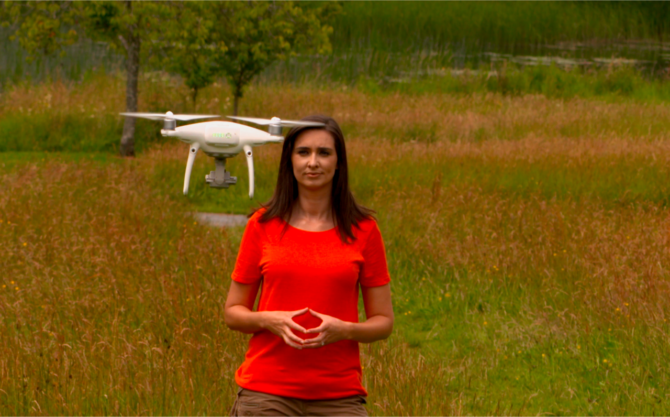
xmin=230 ymin=387 xmax=368 ymax=417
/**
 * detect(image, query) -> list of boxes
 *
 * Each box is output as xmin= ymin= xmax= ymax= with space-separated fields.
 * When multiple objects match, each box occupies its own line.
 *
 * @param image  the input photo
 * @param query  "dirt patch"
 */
xmin=191 ymin=212 xmax=248 ymax=228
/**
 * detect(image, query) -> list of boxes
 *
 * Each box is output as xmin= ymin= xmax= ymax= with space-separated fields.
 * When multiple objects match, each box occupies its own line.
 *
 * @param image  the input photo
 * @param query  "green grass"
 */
xmin=353 ymin=63 xmax=670 ymax=103
xmin=0 ymin=113 xmax=161 ymax=153
xmin=331 ymin=1 xmax=656 ymax=52
xmin=2 ymin=79 xmax=670 ymax=415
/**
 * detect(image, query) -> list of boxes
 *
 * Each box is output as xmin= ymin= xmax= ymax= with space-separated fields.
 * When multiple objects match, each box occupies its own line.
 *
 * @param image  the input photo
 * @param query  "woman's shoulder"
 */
xmin=353 ymin=216 xmax=381 ymax=238
xmin=247 ymin=207 xmax=267 ymax=223
xmin=247 ymin=207 xmax=284 ymax=233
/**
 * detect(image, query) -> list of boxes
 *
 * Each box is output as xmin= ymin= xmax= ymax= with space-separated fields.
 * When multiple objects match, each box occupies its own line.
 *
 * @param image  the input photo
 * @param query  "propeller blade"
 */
xmin=172 ymin=114 xmax=220 ymax=121
xmin=226 ymin=116 xmax=273 ymax=125
xmin=120 ymin=112 xmax=220 ymax=121
xmin=278 ymin=120 xmax=326 ymax=127
xmin=227 ymin=116 xmax=324 ymax=127
xmin=120 ymin=112 xmax=171 ymax=121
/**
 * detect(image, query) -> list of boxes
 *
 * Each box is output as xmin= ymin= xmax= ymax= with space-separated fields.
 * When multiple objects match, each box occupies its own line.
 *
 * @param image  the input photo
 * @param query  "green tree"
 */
xmin=151 ymin=1 xmax=339 ymax=115
xmin=1 ymin=0 xmax=339 ymax=154
xmin=210 ymin=1 xmax=339 ymax=115
xmin=1 ymin=1 xmax=163 ymax=156
xmin=1 ymin=1 xmax=78 ymax=56
xmin=148 ymin=2 xmax=225 ymax=111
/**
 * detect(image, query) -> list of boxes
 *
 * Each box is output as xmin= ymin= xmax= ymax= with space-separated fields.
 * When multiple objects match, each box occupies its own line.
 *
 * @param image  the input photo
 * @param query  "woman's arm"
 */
xmin=224 ymin=280 xmax=309 ymax=349
xmin=303 ymin=283 xmax=394 ymax=347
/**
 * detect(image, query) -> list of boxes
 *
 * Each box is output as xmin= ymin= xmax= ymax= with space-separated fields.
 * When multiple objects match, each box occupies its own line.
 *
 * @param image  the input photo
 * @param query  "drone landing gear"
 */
xmin=206 ymin=158 xmax=237 ymax=189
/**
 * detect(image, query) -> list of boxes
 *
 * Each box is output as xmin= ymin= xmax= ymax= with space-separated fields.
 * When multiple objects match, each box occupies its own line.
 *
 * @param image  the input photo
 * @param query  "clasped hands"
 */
xmin=260 ymin=307 xmax=350 ymax=350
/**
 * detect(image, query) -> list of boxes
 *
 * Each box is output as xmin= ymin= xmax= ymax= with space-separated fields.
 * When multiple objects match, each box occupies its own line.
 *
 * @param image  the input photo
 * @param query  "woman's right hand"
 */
xmin=259 ymin=307 xmax=309 ymax=349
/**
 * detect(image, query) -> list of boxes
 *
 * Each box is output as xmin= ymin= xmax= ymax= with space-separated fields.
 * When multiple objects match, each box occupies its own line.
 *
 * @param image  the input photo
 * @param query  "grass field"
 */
xmin=2 ymin=74 xmax=670 ymax=415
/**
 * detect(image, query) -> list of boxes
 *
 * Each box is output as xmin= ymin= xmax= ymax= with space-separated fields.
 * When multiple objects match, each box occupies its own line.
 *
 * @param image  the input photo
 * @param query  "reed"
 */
xmin=331 ymin=1 xmax=652 ymax=52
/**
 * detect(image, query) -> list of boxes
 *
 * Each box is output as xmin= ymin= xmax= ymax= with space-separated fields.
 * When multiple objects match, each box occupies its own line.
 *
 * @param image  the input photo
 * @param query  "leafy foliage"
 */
xmin=149 ymin=1 xmax=339 ymax=113
xmin=0 ymin=1 xmax=78 ymax=58
xmin=214 ymin=1 xmax=336 ymax=104
xmin=147 ymin=2 xmax=225 ymax=109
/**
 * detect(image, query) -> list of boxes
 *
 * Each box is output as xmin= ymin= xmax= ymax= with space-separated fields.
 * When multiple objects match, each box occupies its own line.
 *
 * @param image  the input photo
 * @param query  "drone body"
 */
xmin=120 ymin=112 xmax=323 ymax=198
xmin=163 ymin=120 xmax=282 ymax=197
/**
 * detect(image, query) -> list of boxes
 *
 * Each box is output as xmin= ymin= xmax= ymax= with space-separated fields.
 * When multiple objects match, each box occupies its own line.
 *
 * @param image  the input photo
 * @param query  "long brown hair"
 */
xmin=255 ymin=114 xmax=374 ymax=243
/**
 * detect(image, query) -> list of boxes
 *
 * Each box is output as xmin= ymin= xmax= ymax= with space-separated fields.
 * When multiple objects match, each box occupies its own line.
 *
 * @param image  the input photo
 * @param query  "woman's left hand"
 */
xmin=302 ymin=309 xmax=352 ymax=348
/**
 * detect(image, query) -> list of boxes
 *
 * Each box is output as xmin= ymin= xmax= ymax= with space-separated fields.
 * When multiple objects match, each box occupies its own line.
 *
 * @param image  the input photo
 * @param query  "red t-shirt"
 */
xmin=231 ymin=210 xmax=391 ymax=400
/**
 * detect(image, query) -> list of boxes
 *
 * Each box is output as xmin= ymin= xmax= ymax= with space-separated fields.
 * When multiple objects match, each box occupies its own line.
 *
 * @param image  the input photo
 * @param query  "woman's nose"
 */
xmin=307 ymin=153 xmax=318 ymax=167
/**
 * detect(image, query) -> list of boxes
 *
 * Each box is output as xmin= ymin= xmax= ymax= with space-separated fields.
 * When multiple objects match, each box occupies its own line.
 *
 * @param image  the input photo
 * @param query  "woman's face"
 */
xmin=291 ymin=129 xmax=338 ymax=192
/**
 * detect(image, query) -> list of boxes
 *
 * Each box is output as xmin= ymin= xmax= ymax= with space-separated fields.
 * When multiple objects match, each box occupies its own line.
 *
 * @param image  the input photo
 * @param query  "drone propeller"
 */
xmin=227 ymin=115 xmax=324 ymax=136
xmin=121 ymin=111 xmax=220 ymax=131
xmin=120 ymin=111 xmax=220 ymax=121
xmin=227 ymin=116 xmax=324 ymax=127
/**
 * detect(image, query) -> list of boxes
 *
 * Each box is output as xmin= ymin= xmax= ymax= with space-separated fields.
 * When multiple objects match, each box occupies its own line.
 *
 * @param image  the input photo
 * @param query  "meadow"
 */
xmin=2 ymin=71 xmax=670 ymax=415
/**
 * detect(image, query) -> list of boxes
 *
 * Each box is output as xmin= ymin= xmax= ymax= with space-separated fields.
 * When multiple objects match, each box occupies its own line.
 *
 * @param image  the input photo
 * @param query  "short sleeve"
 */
xmin=231 ymin=214 xmax=263 ymax=284
xmin=359 ymin=221 xmax=391 ymax=287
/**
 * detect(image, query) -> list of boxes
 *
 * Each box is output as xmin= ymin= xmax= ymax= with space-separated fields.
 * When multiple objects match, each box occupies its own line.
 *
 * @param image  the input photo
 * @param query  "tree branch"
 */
xmin=118 ymin=34 xmax=128 ymax=52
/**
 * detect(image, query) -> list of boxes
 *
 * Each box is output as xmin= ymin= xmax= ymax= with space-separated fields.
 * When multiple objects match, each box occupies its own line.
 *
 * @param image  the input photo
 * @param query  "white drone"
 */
xmin=120 ymin=112 xmax=324 ymax=198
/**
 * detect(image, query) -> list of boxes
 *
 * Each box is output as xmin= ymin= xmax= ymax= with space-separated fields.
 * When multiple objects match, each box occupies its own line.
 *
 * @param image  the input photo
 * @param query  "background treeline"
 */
xmin=3 ymin=1 xmax=670 ymax=87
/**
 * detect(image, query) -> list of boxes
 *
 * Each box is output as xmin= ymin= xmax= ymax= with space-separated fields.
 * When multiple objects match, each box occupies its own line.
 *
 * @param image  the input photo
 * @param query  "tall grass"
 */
xmin=4 ymin=70 xmax=670 ymax=154
xmin=331 ymin=2 xmax=656 ymax=52
xmin=2 ymin=77 xmax=670 ymax=414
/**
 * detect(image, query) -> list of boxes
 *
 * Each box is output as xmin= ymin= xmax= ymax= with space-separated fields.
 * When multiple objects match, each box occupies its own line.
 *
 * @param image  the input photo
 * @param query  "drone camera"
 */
xmin=205 ymin=158 xmax=238 ymax=189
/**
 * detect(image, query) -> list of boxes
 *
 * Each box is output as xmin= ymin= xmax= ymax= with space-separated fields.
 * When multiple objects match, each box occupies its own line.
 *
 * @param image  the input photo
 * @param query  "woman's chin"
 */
xmin=298 ymin=181 xmax=332 ymax=193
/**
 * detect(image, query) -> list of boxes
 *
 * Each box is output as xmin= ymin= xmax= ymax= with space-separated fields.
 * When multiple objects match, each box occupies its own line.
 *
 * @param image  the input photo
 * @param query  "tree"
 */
xmin=1 ymin=1 xmax=78 ymax=57
xmin=150 ymin=2 xmax=339 ymax=116
xmin=1 ymin=0 xmax=340 ymax=153
xmin=1 ymin=1 xmax=163 ymax=156
xmin=148 ymin=2 xmax=225 ymax=111
xmin=80 ymin=1 xmax=163 ymax=156
xmin=214 ymin=1 xmax=339 ymax=115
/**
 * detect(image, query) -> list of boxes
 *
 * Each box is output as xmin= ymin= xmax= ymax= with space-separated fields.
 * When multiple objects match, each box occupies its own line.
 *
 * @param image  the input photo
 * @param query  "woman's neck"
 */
xmin=290 ymin=186 xmax=334 ymax=231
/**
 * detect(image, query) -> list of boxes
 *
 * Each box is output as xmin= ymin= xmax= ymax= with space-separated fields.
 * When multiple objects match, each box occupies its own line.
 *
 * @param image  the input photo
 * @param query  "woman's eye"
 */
xmin=297 ymin=150 xmax=308 ymax=155
xmin=319 ymin=150 xmax=331 ymax=156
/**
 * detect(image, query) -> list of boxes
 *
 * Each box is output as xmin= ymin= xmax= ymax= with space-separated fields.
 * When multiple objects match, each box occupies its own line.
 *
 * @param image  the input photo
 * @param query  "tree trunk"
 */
xmin=233 ymin=81 xmax=243 ymax=116
xmin=120 ymin=2 xmax=140 ymax=157
xmin=192 ymin=87 xmax=199 ymax=112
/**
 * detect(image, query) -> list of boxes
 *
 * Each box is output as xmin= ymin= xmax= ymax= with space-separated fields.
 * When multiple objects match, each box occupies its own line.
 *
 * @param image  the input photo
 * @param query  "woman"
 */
xmin=225 ymin=115 xmax=394 ymax=416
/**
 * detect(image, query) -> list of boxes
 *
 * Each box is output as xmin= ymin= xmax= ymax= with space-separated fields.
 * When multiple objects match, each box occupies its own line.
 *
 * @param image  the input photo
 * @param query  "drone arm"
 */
xmin=184 ymin=142 xmax=200 ymax=195
xmin=243 ymin=145 xmax=255 ymax=199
